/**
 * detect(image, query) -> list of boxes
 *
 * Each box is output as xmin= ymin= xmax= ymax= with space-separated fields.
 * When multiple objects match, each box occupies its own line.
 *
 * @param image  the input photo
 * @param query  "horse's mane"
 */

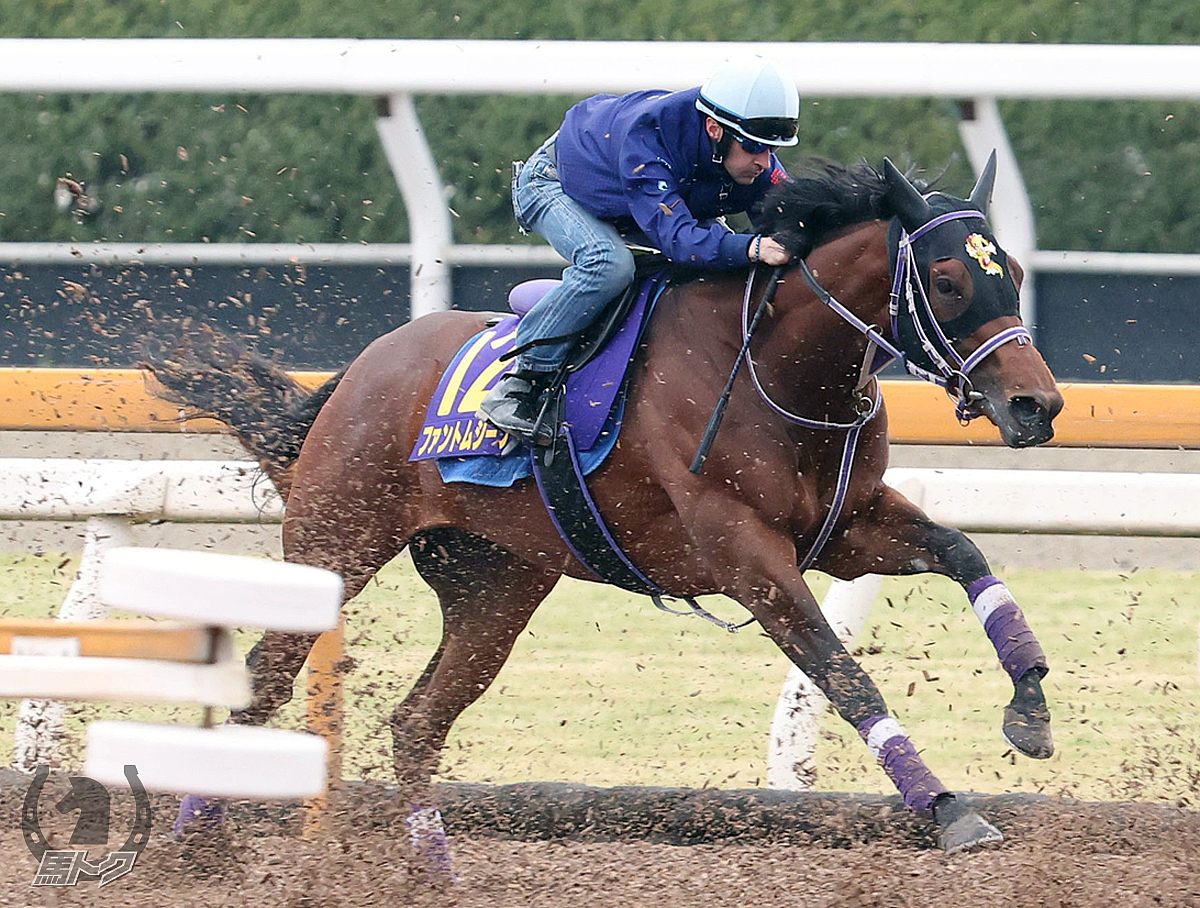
xmin=758 ymin=159 xmax=932 ymax=258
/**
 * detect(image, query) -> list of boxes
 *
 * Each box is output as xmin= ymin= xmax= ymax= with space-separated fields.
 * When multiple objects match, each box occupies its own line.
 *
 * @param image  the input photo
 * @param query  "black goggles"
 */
xmin=733 ymin=116 xmax=798 ymax=152
xmin=734 ymin=134 xmax=773 ymax=155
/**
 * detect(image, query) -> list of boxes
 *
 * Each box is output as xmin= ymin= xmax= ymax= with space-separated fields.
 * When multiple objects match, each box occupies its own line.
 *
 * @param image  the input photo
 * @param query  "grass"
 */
xmin=2 ymin=551 xmax=1198 ymax=806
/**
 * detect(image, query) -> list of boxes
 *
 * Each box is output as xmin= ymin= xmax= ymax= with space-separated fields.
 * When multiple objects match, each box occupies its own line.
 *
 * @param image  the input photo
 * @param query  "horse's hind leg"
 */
xmin=173 ymin=550 xmax=403 ymax=836
xmin=391 ymin=528 xmax=558 ymax=870
xmin=230 ymin=630 xmax=319 ymax=723
xmin=394 ymin=528 xmax=558 ymax=790
xmin=172 ymin=631 xmax=322 ymax=836
xmin=227 ymin=549 xmax=402 ymax=724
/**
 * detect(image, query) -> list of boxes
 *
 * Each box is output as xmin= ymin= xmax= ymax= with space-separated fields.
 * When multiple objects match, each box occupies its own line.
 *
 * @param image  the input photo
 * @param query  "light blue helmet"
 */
xmin=696 ymin=56 xmax=800 ymax=147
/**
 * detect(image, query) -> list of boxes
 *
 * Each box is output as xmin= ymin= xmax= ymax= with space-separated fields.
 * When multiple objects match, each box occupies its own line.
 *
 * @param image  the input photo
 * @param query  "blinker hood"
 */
xmin=886 ymin=209 xmax=1020 ymax=377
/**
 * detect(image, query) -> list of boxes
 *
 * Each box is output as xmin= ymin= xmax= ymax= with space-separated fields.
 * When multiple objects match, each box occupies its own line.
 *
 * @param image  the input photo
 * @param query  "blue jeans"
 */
xmin=511 ymin=140 xmax=635 ymax=373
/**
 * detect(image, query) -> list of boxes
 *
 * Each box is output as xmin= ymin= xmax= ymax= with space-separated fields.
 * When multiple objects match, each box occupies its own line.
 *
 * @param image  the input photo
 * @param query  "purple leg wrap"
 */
xmin=407 ymin=804 xmax=455 ymax=882
xmin=173 ymin=794 xmax=227 ymax=837
xmin=968 ymin=576 xmax=1046 ymax=681
xmin=858 ymin=715 xmax=947 ymax=815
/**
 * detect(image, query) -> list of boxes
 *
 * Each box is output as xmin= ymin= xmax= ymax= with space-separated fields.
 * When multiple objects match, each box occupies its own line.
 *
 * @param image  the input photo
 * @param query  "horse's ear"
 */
xmin=882 ymin=157 xmax=931 ymax=230
xmin=968 ymin=150 xmax=998 ymax=214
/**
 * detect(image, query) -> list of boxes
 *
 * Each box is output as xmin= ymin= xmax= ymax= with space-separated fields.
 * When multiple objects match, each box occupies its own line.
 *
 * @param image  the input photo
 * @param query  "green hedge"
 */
xmin=0 ymin=1 xmax=1197 ymax=252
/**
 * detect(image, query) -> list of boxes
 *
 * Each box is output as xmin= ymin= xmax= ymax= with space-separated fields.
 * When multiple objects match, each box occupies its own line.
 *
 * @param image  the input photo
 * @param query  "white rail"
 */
xmin=3 ymin=39 xmax=1199 ymax=318
xmin=3 ymin=40 xmax=1200 ymax=98
xmin=886 ymin=467 xmax=1200 ymax=537
xmin=5 ymin=458 xmax=1197 ymax=777
xmin=4 ymin=460 xmax=1196 ymax=533
xmin=0 ymin=459 xmax=281 ymax=523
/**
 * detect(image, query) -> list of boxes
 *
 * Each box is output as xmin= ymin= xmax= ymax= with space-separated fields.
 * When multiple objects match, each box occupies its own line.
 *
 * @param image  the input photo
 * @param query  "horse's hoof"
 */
xmin=172 ymin=794 xmax=227 ymax=839
xmin=1002 ymin=700 xmax=1054 ymax=759
xmin=939 ymin=810 xmax=1004 ymax=854
xmin=406 ymin=804 xmax=457 ymax=886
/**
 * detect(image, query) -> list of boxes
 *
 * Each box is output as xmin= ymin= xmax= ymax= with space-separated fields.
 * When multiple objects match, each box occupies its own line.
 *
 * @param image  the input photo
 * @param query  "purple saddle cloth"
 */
xmin=409 ymin=274 xmax=667 ymax=486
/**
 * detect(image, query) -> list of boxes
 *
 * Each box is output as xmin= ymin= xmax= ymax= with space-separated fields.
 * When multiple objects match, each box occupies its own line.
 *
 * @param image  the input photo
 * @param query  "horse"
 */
xmin=146 ymin=154 xmax=1064 ymax=869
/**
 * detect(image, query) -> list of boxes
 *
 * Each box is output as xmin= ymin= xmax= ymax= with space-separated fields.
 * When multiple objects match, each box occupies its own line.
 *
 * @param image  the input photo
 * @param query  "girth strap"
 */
xmin=532 ymin=426 xmax=754 ymax=633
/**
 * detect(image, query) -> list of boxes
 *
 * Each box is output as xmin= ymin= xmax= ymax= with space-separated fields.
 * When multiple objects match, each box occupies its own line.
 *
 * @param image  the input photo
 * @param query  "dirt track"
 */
xmin=3 ymin=776 xmax=1199 ymax=907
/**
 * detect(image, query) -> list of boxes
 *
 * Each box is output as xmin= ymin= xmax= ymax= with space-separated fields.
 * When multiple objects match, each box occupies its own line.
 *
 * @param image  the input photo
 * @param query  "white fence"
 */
xmin=3 ymin=459 xmax=282 ymax=769
xmin=4 ymin=39 xmax=1200 ymax=321
xmin=10 ymin=458 xmax=1195 ymax=539
xmin=5 ymin=457 xmax=1199 ymax=781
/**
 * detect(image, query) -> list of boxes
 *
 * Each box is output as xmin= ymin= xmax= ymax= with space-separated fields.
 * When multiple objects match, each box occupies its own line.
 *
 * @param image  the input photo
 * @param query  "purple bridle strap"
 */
xmin=959 ymin=325 xmax=1031 ymax=374
xmin=891 ymin=209 xmax=1033 ymax=413
xmin=906 ymin=207 xmax=983 ymax=242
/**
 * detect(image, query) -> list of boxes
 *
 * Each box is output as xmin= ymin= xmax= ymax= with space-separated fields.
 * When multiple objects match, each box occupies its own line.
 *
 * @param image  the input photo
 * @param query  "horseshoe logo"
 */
xmin=22 ymin=764 xmax=152 ymax=885
xmin=20 ymin=764 xmax=52 ymax=859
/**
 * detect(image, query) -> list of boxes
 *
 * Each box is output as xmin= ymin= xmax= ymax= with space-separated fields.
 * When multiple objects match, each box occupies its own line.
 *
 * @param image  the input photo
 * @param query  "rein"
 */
xmin=724 ymin=208 xmax=1033 ymax=573
xmin=739 ymin=264 xmax=878 ymax=572
xmin=688 ymin=266 xmax=785 ymax=474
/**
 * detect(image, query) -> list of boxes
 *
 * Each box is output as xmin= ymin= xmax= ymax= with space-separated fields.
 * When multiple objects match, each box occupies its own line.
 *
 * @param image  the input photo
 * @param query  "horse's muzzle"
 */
xmin=999 ymin=392 xmax=1062 ymax=448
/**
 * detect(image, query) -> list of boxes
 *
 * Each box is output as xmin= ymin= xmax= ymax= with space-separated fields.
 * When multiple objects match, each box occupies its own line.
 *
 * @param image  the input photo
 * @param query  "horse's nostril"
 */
xmin=1009 ymin=395 xmax=1047 ymax=427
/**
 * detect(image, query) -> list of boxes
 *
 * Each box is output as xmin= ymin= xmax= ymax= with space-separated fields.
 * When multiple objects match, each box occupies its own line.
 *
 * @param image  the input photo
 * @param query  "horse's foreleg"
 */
xmin=688 ymin=508 xmax=999 ymax=850
xmin=750 ymin=588 xmax=953 ymax=818
xmin=828 ymin=487 xmax=1052 ymax=759
xmin=755 ymin=575 xmax=1000 ymax=851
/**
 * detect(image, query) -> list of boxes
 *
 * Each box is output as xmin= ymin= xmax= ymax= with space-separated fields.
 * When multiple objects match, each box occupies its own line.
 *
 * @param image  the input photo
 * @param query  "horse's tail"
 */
xmin=138 ymin=320 xmax=344 ymax=498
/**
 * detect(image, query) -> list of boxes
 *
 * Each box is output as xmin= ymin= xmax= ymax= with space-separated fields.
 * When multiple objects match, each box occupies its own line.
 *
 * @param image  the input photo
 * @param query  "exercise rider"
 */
xmin=479 ymin=56 xmax=800 ymax=447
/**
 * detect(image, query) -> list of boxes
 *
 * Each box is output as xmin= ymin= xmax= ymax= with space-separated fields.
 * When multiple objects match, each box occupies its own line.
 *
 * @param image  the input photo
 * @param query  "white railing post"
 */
xmin=767 ymin=575 xmax=882 ymax=790
xmin=376 ymin=92 xmax=452 ymax=319
xmin=14 ymin=515 xmax=132 ymax=771
xmin=957 ymin=96 xmax=1039 ymax=328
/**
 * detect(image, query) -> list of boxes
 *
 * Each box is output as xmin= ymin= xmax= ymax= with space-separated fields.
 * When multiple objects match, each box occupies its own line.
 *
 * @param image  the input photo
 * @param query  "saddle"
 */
xmin=515 ymin=267 xmax=747 ymax=628
xmin=520 ymin=267 xmax=653 ymax=591
xmin=493 ymin=274 xmax=649 ymax=454
xmin=505 ymin=253 xmax=667 ymax=366
xmin=516 ymin=257 xmax=664 ymax=459
xmin=413 ymin=266 xmax=744 ymax=628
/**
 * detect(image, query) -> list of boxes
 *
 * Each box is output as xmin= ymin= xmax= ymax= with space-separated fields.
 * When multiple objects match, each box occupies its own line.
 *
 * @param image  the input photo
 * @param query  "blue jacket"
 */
xmin=554 ymin=87 xmax=788 ymax=269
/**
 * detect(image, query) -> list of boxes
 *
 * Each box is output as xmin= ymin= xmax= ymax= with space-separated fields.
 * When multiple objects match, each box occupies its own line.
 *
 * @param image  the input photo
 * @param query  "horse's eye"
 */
xmin=935 ymin=276 xmax=957 ymax=296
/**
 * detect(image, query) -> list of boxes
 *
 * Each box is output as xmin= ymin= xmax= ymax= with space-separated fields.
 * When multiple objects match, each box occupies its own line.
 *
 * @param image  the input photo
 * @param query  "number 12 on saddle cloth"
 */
xmin=410 ymin=275 xmax=667 ymax=467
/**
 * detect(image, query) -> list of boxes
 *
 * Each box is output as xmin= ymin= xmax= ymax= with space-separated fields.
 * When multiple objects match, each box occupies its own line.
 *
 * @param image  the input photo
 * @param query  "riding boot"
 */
xmin=478 ymin=369 xmax=556 ymax=447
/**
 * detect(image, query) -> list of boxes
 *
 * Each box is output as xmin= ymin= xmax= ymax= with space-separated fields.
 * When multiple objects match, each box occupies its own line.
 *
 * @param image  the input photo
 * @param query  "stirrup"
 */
xmin=480 ymin=371 xmax=556 ymax=448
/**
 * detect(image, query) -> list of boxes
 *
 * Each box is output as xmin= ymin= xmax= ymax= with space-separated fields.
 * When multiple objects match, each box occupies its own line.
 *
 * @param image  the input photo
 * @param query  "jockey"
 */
xmin=479 ymin=55 xmax=799 ymax=447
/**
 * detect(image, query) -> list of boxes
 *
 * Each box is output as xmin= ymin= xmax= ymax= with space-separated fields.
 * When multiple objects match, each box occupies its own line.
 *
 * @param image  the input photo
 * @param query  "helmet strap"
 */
xmin=711 ymin=130 xmax=734 ymax=165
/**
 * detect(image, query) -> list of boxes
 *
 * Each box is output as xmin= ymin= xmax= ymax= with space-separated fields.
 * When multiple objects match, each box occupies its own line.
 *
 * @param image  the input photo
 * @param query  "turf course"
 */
xmin=1 ymin=552 xmax=1197 ymax=806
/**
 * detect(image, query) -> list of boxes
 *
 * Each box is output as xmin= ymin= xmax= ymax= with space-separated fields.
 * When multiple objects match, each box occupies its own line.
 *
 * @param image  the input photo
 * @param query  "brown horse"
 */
xmin=148 ymin=156 xmax=1063 ymax=866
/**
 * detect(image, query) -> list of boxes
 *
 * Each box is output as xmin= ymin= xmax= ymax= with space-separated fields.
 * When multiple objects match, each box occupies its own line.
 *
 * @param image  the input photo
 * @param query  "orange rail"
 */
xmin=883 ymin=380 xmax=1200 ymax=448
xmin=0 ymin=368 xmax=1196 ymax=448
xmin=0 ymin=368 xmax=333 ymax=433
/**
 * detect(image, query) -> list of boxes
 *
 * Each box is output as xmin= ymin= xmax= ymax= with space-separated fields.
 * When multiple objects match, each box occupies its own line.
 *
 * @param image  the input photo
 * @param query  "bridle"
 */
xmin=747 ymin=207 xmax=1031 ymax=430
xmin=737 ymin=207 xmax=1032 ymax=571
xmin=885 ymin=208 xmax=1031 ymax=422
